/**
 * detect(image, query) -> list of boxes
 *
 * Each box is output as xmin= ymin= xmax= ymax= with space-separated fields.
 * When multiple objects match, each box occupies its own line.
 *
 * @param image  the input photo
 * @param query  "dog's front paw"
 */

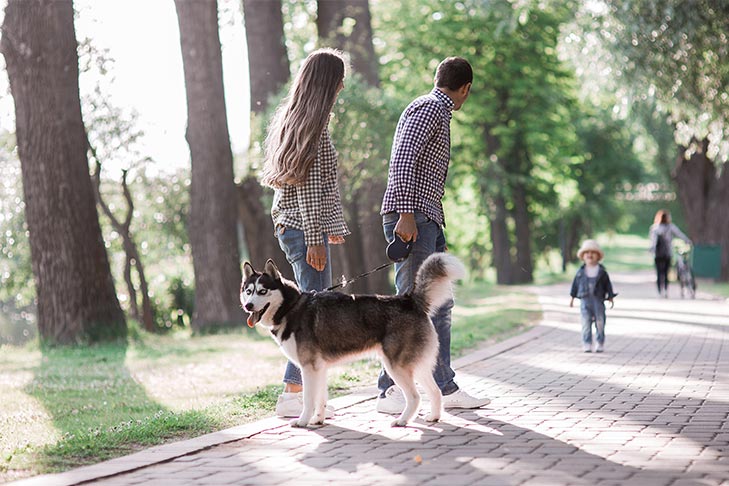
xmin=290 ymin=418 xmax=308 ymax=428
xmin=424 ymin=413 xmax=440 ymax=423
xmin=391 ymin=418 xmax=408 ymax=427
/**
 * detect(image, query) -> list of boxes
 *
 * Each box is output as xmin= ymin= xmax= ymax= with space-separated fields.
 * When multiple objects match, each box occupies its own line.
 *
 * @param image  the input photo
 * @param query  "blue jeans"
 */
xmin=378 ymin=211 xmax=458 ymax=396
xmin=275 ymin=226 xmax=332 ymax=385
xmin=580 ymin=296 xmax=606 ymax=345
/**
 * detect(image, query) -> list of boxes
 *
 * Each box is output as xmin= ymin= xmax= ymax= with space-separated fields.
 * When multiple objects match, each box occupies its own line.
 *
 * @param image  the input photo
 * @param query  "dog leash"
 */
xmin=325 ymin=261 xmax=394 ymax=291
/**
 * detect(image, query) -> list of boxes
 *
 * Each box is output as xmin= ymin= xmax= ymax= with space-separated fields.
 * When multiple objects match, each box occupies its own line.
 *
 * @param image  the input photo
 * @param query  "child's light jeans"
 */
xmin=580 ymin=296 xmax=606 ymax=346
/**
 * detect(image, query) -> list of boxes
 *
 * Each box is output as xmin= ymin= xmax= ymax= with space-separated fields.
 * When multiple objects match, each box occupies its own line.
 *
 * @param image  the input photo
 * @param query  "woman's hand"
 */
xmin=306 ymin=245 xmax=327 ymax=271
xmin=328 ymin=235 xmax=345 ymax=245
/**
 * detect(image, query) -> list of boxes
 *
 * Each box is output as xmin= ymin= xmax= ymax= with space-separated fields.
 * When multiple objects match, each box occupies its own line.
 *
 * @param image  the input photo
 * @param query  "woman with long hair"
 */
xmin=649 ymin=209 xmax=691 ymax=298
xmin=261 ymin=48 xmax=349 ymax=418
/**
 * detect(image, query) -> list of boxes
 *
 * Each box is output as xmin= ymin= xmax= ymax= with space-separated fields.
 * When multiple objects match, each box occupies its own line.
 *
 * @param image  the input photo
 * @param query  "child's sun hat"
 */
xmin=577 ymin=239 xmax=604 ymax=261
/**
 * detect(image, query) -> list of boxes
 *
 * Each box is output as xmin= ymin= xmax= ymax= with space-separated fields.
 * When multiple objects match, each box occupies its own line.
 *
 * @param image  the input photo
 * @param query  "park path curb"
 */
xmin=8 ymin=321 xmax=547 ymax=486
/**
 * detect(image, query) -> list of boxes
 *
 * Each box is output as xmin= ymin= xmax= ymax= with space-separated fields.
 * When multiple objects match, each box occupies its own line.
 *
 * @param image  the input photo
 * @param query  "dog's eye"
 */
xmin=245 ymin=288 xmax=252 ymax=295
xmin=257 ymin=289 xmax=268 ymax=295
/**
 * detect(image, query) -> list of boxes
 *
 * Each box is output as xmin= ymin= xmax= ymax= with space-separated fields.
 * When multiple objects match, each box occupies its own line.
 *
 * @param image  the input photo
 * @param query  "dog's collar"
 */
xmin=272 ymin=292 xmax=302 ymax=324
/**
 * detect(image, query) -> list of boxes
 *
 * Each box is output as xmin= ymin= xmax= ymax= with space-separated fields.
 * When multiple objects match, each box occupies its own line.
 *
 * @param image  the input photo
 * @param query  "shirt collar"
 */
xmin=431 ymin=88 xmax=455 ymax=112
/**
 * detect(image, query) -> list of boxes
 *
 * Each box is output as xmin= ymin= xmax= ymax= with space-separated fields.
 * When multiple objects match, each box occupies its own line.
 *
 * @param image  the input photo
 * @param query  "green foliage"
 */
xmin=329 ymin=74 xmax=402 ymax=218
xmin=0 ymin=132 xmax=33 ymax=309
xmin=97 ymin=169 xmax=193 ymax=332
xmin=552 ymin=106 xmax=645 ymax=249
xmin=375 ymin=0 xmax=631 ymax=276
xmin=591 ymin=0 xmax=729 ymax=162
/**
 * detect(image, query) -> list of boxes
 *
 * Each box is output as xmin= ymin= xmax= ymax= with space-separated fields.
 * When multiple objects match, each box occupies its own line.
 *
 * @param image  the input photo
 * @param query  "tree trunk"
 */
xmin=91 ymin=159 xmax=156 ymax=332
xmin=487 ymin=191 xmax=513 ymax=285
xmin=673 ymin=138 xmax=729 ymax=280
xmin=356 ymin=177 xmax=391 ymax=294
xmin=510 ymin=146 xmax=533 ymax=283
xmin=334 ymin=195 xmax=365 ymax=293
xmin=316 ymin=0 xmax=387 ymax=294
xmin=242 ymin=0 xmax=289 ymax=113
xmin=317 ymin=0 xmax=379 ymax=87
xmin=175 ymin=0 xmax=245 ymax=331
xmin=236 ymin=176 xmax=293 ymax=279
xmin=239 ymin=0 xmax=293 ymax=279
xmin=1 ymin=0 xmax=126 ymax=344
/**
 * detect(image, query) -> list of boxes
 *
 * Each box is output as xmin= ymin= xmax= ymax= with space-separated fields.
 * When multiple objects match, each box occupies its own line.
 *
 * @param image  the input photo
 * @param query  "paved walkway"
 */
xmin=11 ymin=272 xmax=729 ymax=486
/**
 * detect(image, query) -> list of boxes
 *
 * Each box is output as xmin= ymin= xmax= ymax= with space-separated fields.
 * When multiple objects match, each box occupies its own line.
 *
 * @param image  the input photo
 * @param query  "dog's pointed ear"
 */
xmin=264 ymin=259 xmax=282 ymax=280
xmin=243 ymin=261 xmax=256 ymax=280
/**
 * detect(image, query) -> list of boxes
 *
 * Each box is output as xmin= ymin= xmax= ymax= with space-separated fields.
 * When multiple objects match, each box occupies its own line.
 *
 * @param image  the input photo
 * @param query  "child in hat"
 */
xmin=569 ymin=239 xmax=617 ymax=352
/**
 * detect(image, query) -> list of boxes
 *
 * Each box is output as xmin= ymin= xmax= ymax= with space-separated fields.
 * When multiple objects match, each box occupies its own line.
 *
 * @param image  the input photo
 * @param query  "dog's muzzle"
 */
xmin=245 ymin=303 xmax=269 ymax=328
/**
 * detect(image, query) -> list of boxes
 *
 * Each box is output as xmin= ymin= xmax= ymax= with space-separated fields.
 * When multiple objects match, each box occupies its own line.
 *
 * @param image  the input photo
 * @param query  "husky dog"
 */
xmin=241 ymin=253 xmax=466 ymax=428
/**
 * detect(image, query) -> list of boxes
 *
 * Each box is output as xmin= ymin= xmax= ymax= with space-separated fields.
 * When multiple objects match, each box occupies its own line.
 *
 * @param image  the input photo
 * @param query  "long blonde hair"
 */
xmin=261 ymin=48 xmax=346 ymax=188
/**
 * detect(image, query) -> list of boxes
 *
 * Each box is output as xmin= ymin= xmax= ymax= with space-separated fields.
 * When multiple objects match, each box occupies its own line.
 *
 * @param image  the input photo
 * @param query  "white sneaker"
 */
xmin=275 ymin=392 xmax=334 ymax=418
xmin=583 ymin=342 xmax=592 ymax=352
xmin=376 ymin=386 xmax=406 ymax=414
xmin=595 ymin=342 xmax=604 ymax=353
xmin=442 ymin=389 xmax=491 ymax=409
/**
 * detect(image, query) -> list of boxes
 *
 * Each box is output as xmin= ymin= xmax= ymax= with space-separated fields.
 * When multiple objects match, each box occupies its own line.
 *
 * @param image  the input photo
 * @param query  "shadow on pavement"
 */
xmin=295 ymin=411 xmax=706 ymax=484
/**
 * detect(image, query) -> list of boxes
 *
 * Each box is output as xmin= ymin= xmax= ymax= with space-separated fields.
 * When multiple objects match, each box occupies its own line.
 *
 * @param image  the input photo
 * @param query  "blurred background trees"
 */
xmin=0 ymin=0 xmax=726 ymax=345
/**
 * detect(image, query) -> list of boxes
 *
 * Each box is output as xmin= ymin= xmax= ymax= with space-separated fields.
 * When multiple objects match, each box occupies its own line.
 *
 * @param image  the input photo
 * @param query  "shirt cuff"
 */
xmin=392 ymin=203 xmax=416 ymax=214
xmin=304 ymin=231 xmax=324 ymax=247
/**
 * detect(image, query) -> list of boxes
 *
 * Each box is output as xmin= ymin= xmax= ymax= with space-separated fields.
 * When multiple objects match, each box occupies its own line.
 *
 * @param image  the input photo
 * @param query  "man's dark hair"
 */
xmin=435 ymin=57 xmax=473 ymax=90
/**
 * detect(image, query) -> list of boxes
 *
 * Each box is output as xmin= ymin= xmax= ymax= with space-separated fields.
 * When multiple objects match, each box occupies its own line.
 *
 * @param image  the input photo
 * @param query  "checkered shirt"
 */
xmin=271 ymin=127 xmax=350 ymax=247
xmin=380 ymin=88 xmax=454 ymax=226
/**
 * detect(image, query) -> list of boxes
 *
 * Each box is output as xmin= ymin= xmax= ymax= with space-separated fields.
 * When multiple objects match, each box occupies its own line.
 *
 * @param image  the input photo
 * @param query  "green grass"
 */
xmin=0 ymin=281 xmax=538 ymax=482
xmin=699 ymin=280 xmax=729 ymax=298
xmin=451 ymin=282 xmax=540 ymax=357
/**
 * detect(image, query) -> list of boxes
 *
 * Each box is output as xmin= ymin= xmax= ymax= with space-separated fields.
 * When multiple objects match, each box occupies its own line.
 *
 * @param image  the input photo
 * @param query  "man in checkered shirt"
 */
xmin=377 ymin=57 xmax=492 ymax=413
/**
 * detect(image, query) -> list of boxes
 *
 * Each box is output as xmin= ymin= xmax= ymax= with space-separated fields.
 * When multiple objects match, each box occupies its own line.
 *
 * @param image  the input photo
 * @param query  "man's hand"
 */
xmin=569 ymin=297 xmax=574 ymax=308
xmin=306 ymin=245 xmax=327 ymax=271
xmin=395 ymin=213 xmax=417 ymax=243
xmin=608 ymin=298 xmax=614 ymax=309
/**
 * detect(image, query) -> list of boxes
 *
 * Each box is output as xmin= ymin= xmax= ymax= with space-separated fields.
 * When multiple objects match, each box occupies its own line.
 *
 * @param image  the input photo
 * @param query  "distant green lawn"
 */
xmin=0 ymin=279 xmax=538 ymax=482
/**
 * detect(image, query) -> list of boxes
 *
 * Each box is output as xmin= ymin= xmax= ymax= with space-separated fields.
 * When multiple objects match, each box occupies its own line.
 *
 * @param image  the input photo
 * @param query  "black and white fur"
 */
xmin=241 ymin=253 xmax=466 ymax=428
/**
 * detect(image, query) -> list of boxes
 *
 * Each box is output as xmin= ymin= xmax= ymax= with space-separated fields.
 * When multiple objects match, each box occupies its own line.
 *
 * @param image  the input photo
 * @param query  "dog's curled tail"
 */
xmin=412 ymin=253 xmax=467 ymax=317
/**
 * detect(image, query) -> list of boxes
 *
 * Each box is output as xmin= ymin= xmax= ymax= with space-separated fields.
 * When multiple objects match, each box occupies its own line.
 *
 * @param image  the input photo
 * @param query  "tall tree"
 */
xmin=175 ymin=0 xmax=244 ymax=330
xmin=91 ymin=160 xmax=155 ymax=332
xmin=317 ymin=0 xmax=379 ymax=87
xmin=240 ymin=0 xmax=292 ymax=275
xmin=589 ymin=0 xmax=729 ymax=279
xmin=315 ymin=0 xmax=391 ymax=294
xmin=377 ymin=0 xmax=580 ymax=284
xmin=243 ymin=0 xmax=289 ymax=114
xmin=1 ymin=0 xmax=126 ymax=343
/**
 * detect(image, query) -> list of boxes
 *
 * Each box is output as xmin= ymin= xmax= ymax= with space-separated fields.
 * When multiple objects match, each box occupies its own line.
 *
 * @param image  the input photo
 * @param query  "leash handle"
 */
xmin=325 ymin=261 xmax=394 ymax=291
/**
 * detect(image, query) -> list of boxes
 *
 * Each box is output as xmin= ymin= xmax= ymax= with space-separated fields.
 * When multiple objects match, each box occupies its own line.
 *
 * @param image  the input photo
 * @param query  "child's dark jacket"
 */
xmin=570 ymin=264 xmax=617 ymax=301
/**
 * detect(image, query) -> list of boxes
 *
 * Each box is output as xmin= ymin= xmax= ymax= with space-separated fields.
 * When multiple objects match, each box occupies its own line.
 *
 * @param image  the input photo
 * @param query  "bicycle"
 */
xmin=676 ymin=247 xmax=696 ymax=299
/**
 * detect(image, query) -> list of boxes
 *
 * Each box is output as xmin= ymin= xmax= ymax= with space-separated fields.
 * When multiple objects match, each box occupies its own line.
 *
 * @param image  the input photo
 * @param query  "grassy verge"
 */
xmin=0 ymin=281 xmax=538 ymax=482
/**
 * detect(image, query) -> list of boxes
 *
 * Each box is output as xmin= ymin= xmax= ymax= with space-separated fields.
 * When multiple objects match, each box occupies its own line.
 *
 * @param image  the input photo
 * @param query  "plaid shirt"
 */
xmin=381 ymin=88 xmax=454 ymax=226
xmin=271 ymin=127 xmax=349 ymax=247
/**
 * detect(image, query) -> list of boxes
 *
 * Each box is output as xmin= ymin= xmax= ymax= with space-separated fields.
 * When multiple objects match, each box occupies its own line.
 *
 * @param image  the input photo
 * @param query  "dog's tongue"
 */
xmin=246 ymin=313 xmax=256 ymax=328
